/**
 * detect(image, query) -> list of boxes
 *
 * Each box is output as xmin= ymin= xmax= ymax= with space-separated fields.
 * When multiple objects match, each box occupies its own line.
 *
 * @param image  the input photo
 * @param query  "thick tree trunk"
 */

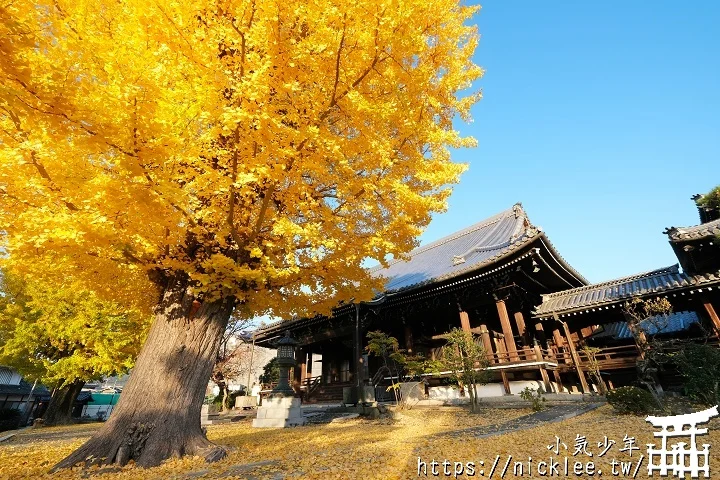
xmin=43 ymin=379 xmax=85 ymax=426
xmin=54 ymin=274 xmax=234 ymax=470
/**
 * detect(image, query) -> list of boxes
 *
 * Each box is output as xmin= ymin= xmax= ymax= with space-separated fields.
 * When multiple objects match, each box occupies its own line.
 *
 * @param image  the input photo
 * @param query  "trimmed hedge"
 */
xmin=0 ymin=408 xmax=22 ymax=433
xmin=606 ymin=386 xmax=656 ymax=415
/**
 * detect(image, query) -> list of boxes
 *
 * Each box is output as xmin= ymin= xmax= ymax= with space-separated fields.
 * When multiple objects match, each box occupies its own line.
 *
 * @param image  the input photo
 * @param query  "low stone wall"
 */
xmin=428 ymin=380 xmax=545 ymax=400
xmin=424 ymin=380 xmax=603 ymax=406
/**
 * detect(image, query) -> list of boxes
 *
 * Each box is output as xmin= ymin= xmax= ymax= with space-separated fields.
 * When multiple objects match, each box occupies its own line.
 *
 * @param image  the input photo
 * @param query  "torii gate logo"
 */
xmin=646 ymin=405 xmax=718 ymax=478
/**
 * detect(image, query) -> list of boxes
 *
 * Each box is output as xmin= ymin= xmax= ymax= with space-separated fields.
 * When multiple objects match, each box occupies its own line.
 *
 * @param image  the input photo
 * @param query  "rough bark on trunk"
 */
xmin=54 ymin=274 xmax=234 ymax=470
xmin=43 ymin=379 xmax=85 ymax=426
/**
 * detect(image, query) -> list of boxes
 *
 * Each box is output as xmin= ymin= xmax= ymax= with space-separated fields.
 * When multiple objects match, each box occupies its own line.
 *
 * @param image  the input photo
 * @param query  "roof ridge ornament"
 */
xmin=512 ymin=202 xmax=523 ymax=218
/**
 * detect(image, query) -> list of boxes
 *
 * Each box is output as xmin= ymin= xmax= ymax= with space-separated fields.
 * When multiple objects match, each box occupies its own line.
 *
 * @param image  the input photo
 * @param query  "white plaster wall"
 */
xmin=475 ymin=383 xmax=506 ymax=397
xmin=508 ymin=380 xmax=544 ymax=395
xmin=429 ymin=380 xmax=554 ymax=400
xmin=428 ymin=386 xmax=462 ymax=400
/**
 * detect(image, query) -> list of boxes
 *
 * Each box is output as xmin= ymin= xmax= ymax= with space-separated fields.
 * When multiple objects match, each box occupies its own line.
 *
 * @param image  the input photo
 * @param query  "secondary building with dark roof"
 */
xmin=531 ymin=195 xmax=720 ymax=392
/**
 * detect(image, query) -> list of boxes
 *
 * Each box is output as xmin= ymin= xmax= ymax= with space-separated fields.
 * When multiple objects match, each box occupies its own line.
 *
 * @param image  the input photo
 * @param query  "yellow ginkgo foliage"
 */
xmin=0 ymin=0 xmax=482 ymax=469
xmin=0 ymin=272 xmax=148 ymax=425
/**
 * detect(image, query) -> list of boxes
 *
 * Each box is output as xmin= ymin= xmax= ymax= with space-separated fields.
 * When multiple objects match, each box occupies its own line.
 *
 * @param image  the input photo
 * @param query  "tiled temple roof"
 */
xmin=369 ymin=203 xmax=586 ymax=293
xmin=534 ymin=265 xmax=720 ymax=318
xmin=665 ymin=218 xmax=720 ymax=242
xmin=534 ymin=265 xmax=720 ymax=317
xmin=589 ymin=311 xmax=700 ymax=340
xmin=0 ymin=382 xmax=50 ymax=398
xmin=256 ymin=204 xmax=587 ymax=336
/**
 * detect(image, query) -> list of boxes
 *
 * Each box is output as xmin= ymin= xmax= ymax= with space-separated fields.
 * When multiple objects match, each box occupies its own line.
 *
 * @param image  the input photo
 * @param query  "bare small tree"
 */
xmin=211 ymin=315 xmax=253 ymax=412
xmin=439 ymin=328 xmax=490 ymax=413
xmin=622 ymin=297 xmax=673 ymax=407
xmin=581 ymin=346 xmax=607 ymax=394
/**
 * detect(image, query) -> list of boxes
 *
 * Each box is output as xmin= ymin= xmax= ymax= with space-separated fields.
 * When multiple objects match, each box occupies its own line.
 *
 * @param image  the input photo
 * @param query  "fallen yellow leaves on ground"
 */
xmin=2 ymin=405 xmax=719 ymax=479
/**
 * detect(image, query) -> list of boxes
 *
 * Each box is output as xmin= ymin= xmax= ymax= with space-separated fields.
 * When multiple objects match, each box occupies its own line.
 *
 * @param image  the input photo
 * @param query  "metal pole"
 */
xmin=22 ymin=379 xmax=38 ymax=426
xmin=108 ymin=376 xmax=118 ymax=417
xmin=246 ymin=331 xmax=256 ymax=392
xmin=355 ymin=303 xmax=361 ymax=388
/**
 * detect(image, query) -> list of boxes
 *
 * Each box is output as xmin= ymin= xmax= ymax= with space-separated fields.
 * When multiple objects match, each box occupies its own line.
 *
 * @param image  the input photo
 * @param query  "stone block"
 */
xmin=252 ymin=417 xmax=306 ymax=428
xmin=252 ymin=396 xmax=306 ymax=428
xmin=363 ymin=407 xmax=380 ymax=419
xmin=262 ymin=397 xmax=301 ymax=409
xmin=235 ymin=396 xmax=257 ymax=409
xmin=256 ymin=408 xmax=305 ymax=420
xmin=201 ymin=404 xmax=212 ymax=425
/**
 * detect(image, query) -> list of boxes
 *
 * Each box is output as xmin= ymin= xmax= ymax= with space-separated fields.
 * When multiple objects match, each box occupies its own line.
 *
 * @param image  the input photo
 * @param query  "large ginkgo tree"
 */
xmin=0 ymin=0 xmax=482 ymax=468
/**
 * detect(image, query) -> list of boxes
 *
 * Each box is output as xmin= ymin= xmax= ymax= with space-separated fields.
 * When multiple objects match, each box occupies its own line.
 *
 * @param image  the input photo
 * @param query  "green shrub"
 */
xmin=212 ymin=389 xmax=245 ymax=409
xmin=606 ymin=386 xmax=656 ymax=414
xmin=672 ymin=343 xmax=720 ymax=406
xmin=259 ymin=357 xmax=280 ymax=384
xmin=0 ymin=408 xmax=21 ymax=421
xmin=0 ymin=408 xmax=22 ymax=432
xmin=520 ymin=387 xmax=547 ymax=412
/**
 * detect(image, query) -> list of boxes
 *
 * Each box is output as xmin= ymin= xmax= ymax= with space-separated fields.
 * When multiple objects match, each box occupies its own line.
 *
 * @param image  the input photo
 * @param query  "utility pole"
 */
xmin=22 ymin=379 xmax=38 ymax=426
xmin=246 ymin=331 xmax=256 ymax=392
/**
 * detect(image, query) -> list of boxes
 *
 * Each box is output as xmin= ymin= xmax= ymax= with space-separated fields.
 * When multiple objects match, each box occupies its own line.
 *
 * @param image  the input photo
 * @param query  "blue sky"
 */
xmin=421 ymin=1 xmax=720 ymax=283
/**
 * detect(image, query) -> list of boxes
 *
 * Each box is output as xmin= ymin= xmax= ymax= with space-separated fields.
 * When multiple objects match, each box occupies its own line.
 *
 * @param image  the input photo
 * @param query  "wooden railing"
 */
xmin=577 ymin=345 xmax=639 ymax=369
xmin=551 ymin=339 xmax=720 ymax=372
xmin=371 ymin=366 xmax=391 ymax=387
xmin=483 ymin=345 xmax=556 ymax=365
xmin=304 ymin=375 xmax=322 ymax=397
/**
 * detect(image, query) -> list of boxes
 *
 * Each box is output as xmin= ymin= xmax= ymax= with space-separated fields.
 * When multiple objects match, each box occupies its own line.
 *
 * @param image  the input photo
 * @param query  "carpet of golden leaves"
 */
xmin=2 ymin=405 xmax=719 ymax=479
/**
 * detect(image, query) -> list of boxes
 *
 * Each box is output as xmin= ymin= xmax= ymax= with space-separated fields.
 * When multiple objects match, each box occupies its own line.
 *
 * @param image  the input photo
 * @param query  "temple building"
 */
xmin=254 ymin=196 xmax=720 ymax=401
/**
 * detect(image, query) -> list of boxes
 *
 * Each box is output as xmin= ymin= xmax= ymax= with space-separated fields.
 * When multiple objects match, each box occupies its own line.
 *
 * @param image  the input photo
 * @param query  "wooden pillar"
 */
xmin=321 ymin=352 xmax=329 ymax=383
xmin=496 ymin=299 xmax=519 ymax=361
xmin=514 ymin=312 xmax=527 ymax=340
xmin=555 ymin=314 xmax=589 ymax=394
xmin=702 ymin=302 xmax=720 ymax=337
xmin=306 ymin=351 xmax=313 ymax=378
xmin=459 ymin=310 xmax=471 ymax=333
xmin=580 ymin=326 xmax=594 ymax=339
xmin=534 ymin=321 xmax=547 ymax=346
xmin=404 ymin=326 xmax=414 ymax=353
xmin=495 ymin=335 xmax=507 ymax=363
xmin=552 ymin=370 xmax=564 ymax=393
xmin=298 ymin=348 xmax=307 ymax=383
xmin=500 ymin=370 xmax=511 ymax=395
xmin=534 ymin=343 xmax=553 ymax=393
xmin=479 ymin=324 xmax=494 ymax=362
xmin=353 ymin=305 xmax=362 ymax=386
